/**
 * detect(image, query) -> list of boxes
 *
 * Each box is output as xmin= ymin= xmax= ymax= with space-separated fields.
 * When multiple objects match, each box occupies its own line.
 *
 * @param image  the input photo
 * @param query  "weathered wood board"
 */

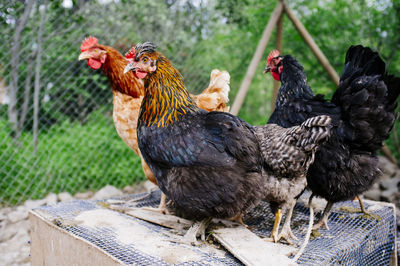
xmin=124 ymin=208 xmax=298 ymax=265
xmin=212 ymin=225 xmax=297 ymax=266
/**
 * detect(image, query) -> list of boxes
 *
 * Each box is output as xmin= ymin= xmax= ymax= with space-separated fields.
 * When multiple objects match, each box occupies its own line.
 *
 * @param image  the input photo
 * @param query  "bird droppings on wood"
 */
xmin=338 ymin=206 xmax=365 ymax=213
xmin=292 ymin=219 xmax=309 ymax=230
xmin=310 ymin=229 xmax=322 ymax=240
xmin=337 ymin=206 xmax=382 ymax=222
xmin=357 ymin=213 xmax=382 ymax=222
xmin=97 ymin=201 xmax=111 ymax=209
xmin=73 ymin=209 xmax=227 ymax=264
xmin=53 ymin=218 xmax=83 ymax=227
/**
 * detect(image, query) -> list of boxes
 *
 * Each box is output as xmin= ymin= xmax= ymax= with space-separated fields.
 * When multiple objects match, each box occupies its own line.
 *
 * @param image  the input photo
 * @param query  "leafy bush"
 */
xmin=0 ymin=109 xmax=144 ymax=205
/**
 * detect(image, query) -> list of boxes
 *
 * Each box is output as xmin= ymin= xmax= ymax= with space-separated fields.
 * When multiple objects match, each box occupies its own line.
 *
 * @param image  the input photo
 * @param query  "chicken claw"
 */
xmin=124 ymin=192 xmax=152 ymax=205
xmin=229 ymin=213 xmax=247 ymax=227
xmin=312 ymin=218 xmax=329 ymax=230
xmin=141 ymin=193 xmax=170 ymax=214
xmin=313 ymin=201 xmax=333 ymax=230
xmin=356 ymin=195 xmax=370 ymax=215
xmin=277 ymin=226 xmax=297 ymax=246
xmin=264 ymin=208 xmax=282 ymax=243
xmin=180 ymin=218 xmax=212 ymax=246
xmin=277 ymin=200 xmax=297 ymax=245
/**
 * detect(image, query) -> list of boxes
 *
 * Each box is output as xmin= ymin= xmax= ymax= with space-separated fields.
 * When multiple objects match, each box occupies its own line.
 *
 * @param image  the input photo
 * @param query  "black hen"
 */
xmin=123 ymin=42 xmax=331 ymax=244
xmin=265 ymin=45 xmax=400 ymax=230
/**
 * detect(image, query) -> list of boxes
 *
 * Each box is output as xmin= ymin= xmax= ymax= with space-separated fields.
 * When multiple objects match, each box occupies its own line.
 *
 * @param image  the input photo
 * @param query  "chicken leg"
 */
xmin=142 ymin=192 xmax=169 ymax=214
xmin=264 ymin=208 xmax=282 ymax=243
xmin=229 ymin=213 xmax=247 ymax=227
xmin=312 ymin=201 xmax=333 ymax=230
xmin=356 ymin=195 xmax=369 ymax=215
xmin=180 ymin=217 xmax=212 ymax=246
xmin=158 ymin=193 xmax=168 ymax=214
xmin=277 ymin=200 xmax=297 ymax=245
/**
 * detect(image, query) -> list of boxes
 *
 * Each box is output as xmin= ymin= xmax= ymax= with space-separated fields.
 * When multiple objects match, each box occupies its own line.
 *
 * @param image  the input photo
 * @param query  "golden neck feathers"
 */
xmin=139 ymin=54 xmax=199 ymax=127
xmin=101 ymin=47 xmax=144 ymax=98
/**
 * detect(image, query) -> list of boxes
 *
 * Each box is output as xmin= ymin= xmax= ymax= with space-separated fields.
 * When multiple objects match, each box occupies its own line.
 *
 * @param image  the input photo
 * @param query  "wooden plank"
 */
xmin=282 ymin=0 xmax=340 ymax=86
xmin=124 ymin=208 xmax=193 ymax=232
xmin=122 ymin=209 xmax=297 ymax=266
xmin=230 ymin=1 xmax=284 ymax=115
xmin=212 ymin=223 xmax=297 ymax=266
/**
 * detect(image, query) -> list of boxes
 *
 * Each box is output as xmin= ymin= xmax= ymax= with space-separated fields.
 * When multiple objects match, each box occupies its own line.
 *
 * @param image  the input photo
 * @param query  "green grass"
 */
xmin=0 ymin=109 xmax=144 ymax=206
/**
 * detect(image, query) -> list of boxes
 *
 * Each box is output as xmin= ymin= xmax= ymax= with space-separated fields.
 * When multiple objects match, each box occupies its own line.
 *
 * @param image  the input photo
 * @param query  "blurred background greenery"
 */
xmin=0 ymin=0 xmax=399 ymax=205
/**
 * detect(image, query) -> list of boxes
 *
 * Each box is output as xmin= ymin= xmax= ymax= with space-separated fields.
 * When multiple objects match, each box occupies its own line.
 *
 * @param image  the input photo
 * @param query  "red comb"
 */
xmin=81 ymin=36 xmax=98 ymax=52
xmin=267 ymin=49 xmax=280 ymax=63
xmin=125 ymin=47 xmax=136 ymax=60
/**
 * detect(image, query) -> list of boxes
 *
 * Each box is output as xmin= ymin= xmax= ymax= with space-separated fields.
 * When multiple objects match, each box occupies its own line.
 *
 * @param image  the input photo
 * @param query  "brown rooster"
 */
xmin=78 ymin=36 xmax=230 ymax=213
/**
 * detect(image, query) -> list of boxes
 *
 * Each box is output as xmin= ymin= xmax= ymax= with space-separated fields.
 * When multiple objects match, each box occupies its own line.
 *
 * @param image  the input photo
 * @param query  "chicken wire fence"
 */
xmin=3 ymin=1 xmax=399 ymax=208
xmin=0 ymin=0 xmax=224 ymax=206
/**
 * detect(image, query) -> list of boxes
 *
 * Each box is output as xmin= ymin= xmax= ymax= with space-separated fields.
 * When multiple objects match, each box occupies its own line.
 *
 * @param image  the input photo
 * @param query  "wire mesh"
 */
xmin=1 ymin=0 xmax=399 ymax=217
xmin=37 ymin=191 xmax=396 ymax=265
xmin=0 ymin=0 xmax=223 ymax=205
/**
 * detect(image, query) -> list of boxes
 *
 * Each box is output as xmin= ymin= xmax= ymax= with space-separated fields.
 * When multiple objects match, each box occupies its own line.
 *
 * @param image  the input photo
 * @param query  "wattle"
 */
xmin=87 ymin=58 xmax=102 ymax=70
xmin=134 ymin=71 xmax=147 ymax=79
xmin=272 ymin=71 xmax=281 ymax=81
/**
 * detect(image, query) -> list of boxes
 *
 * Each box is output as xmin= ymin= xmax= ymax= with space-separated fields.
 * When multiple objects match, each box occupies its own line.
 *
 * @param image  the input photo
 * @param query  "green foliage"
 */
xmin=0 ymin=110 xmax=144 ymax=205
xmin=212 ymin=0 xmax=400 ymax=157
xmin=1 ymin=0 xmax=399 ymax=205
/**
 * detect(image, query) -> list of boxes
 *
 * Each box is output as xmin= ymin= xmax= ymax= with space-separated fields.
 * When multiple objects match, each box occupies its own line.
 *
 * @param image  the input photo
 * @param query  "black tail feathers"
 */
xmin=384 ymin=74 xmax=400 ymax=106
xmin=341 ymin=45 xmax=386 ymax=81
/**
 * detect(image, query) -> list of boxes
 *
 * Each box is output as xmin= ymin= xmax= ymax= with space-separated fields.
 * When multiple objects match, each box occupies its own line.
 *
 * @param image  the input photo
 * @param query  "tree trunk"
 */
xmin=283 ymin=0 xmax=340 ymax=86
xmin=230 ymin=2 xmax=284 ymax=115
xmin=16 ymin=49 xmax=36 ymax=141
xmin=33 ymin=2 xmax=47 ymax=155
xmin=8 ymin=0 xmax=35 ymax=138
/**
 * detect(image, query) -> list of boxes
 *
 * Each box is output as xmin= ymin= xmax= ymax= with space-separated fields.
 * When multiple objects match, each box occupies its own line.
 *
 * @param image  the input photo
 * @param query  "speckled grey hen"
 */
xmin=255 ymin=115 xmax=331 ymax=243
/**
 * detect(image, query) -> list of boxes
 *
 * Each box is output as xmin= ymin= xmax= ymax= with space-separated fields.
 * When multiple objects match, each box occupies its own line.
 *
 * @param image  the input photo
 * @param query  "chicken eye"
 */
xmin=143 ymin=57 xmax=148 ymax=63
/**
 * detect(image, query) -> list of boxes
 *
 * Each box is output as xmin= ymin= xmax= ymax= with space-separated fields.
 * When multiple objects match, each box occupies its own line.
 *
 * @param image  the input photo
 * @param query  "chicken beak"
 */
xmin=124 ymin=62 xmax=136 ymax=74
xmin=263 ymin=66 xmax=271 ymax=74
xmin=78 ymin=51 xmax=93 ymax=61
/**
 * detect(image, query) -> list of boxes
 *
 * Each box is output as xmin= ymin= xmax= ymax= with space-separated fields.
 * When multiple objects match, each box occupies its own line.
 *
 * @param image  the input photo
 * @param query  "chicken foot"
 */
xmin=180 ymin=217 xmax=212 ymax=246
xmin=312 ymin=201 xmax=333 ymax=230
xmin=141 ymin=193 xmax=170 ymax=214
xmin=356 ymin=195 xmax=369 ymax=215
xmin=264 ymin=208 xmax=282 ymax=243
xmin=124 ymin=192 xmax=152 ymax=205
xmin=120 ymin=190 xmax=169 ymax=214
xmin=229 ymin=213 xmax=247 ymax=227
xmin=102 ymin=192 xmax=154 ymax=210
xmin=292 ymin=194 xmax=314 ymax=262
xmin=277 ymin=200 xmax=297 ymax=245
